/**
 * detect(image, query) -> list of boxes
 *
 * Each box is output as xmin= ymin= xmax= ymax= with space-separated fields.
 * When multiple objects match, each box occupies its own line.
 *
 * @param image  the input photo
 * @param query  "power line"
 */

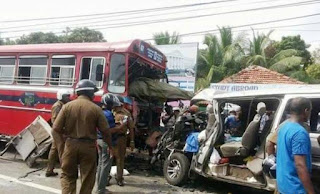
xmin=79 ymin=0 xmax=320 ymax=31
xmin=144 ymin=12 xmax=320 ymax=40
xmin=2 ymin=12 xmax=320 ymax=40
xmin=0 ymin=0 xmax=241 ymax=23
xmin=276 ymin=29 xmax=320 ymax=31
xmin=250 ymin=21 xmax=320 ymax=31
xmin=0 ymin=0 xmax=284 ymax=31
xmin=309 ymin=40 xmax=320 ymax=43
xmin=1 ymin=0 xmax=318 ymax=34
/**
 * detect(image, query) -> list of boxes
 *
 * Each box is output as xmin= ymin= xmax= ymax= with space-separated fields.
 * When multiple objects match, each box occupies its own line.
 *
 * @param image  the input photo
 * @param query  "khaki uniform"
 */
xmin=52 ymin=96 xmax=109 ymax=194
xmin=113 ymin=108 xmax=134 ymax=182
xmin=47 ymin=100 xmax=64 ymax=173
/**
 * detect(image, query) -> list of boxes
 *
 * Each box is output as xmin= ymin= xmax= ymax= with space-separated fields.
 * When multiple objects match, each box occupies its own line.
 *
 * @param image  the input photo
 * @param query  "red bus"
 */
xmin=0 ymin=39 xmax=167 ymax=141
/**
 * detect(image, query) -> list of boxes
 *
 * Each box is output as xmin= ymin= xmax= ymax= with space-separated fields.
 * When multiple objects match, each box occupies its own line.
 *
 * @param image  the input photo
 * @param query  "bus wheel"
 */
xmin=163 ymin=153 xmax=190 ymax=186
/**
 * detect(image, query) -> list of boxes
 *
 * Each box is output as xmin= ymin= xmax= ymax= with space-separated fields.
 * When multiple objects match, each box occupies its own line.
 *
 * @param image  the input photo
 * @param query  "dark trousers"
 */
xmin=96 ymin=139 xmax=113 ymax=194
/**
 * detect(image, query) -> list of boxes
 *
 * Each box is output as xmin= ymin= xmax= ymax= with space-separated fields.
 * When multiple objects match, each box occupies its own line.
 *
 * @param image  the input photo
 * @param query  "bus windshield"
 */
xmin=108 ymin=53 xmax=126 ymax=93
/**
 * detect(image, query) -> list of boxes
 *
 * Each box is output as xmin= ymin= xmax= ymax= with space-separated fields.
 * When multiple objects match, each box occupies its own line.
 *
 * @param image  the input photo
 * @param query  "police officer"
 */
xmin=52 ymin=80 xmax=112 ymax=194
xmin=123 ymin=96 xmax=135 ymax=151
xmin=112 ymin=95 xmax=135 ymax=186
xmin=46 ymin=89 xmax=71 ymax=177
xmin=97 ymin=94 xmax=127 ymax=193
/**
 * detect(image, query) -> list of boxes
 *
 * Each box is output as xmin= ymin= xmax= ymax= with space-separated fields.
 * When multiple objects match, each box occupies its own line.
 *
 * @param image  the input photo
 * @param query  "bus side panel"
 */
xmin=0 ymin=89 xmax=55 ymax=136
xmin=0 ymin=105 xmax=51 ymax=136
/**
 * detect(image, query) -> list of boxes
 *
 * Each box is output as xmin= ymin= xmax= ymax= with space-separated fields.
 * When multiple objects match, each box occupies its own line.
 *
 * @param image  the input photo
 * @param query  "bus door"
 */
xmin=80 ymin=56 xmax=106 ymax=88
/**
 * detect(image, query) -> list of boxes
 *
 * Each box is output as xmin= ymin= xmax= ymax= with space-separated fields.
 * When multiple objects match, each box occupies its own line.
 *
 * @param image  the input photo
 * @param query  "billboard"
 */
xmin=154 ymin=43 xmax=199 ymax=92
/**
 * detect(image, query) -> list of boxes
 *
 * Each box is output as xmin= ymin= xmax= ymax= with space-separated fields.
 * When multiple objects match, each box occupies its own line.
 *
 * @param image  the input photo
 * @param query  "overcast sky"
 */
xmin=1 ymin=0 xmax=320 ymax=50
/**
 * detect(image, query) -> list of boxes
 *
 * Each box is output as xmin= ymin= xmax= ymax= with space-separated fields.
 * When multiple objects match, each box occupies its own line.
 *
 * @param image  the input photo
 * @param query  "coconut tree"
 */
xmin=269 ymin=49 xmax=303 ymax=74
xmin=246 ymin=30 xmax=305 ymax=78
xmin=153 ymin=31 xmax=181 ymax=45
xmin=246 ymin=30 xmax=273 ymax=67
xmin=196 ymin=27 xmax=246 ymax=90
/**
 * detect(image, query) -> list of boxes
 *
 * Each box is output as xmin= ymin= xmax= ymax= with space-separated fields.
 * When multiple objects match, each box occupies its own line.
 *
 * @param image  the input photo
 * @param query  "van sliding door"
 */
xmin=193 ymin=100 xmax=222 ymax=173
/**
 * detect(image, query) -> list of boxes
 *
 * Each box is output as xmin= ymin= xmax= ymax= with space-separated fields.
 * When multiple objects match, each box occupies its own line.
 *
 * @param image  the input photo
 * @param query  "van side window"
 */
xmin=0 ymin=56 xmax=15 ymax=84
xmin=50 ymin=55 xmax=75 ymax=86
xmin=80 ymin=57 xmax=105 ymax=88
xmin=280 ymin=98 xmax=320 ymax=132
xmin=18 ymin=56 xmax=47 ymax=85
xmin=309 ymin=99 xmax=320 ymax=132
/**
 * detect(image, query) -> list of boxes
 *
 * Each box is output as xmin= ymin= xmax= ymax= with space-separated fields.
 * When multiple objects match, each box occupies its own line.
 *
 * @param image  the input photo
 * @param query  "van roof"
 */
xmin=213 ymin=85 xmax=320 ymax=99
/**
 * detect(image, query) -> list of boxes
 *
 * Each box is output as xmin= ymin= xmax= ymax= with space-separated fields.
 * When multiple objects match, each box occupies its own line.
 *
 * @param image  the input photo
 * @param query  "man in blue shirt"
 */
xmin=96 ymin=94 xmax=127 ymax=194
xmin=277 ymin=97 xmax=315 ymax=194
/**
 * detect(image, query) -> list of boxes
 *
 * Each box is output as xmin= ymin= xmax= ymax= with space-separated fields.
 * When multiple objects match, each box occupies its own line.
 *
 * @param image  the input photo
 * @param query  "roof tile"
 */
xmin=219 ymin=65 xmax=304 ymax=84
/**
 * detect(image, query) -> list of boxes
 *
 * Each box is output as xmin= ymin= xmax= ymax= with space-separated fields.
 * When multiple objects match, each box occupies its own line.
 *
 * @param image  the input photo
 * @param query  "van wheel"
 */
xmin=163 ymin=153 xmax=190 ymax=186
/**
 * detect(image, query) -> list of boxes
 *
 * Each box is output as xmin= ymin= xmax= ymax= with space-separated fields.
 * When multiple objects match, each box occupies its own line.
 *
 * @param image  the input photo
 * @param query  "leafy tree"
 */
xmin=13 ymin=28 xmax=105 ymax=44
xmin=312 ymin=48 xmax=320 ymax=64
xmin=196 ymin=27 xmax=245 ymax=90
xmin=306 ymin=64 xmax=320 ymax=80
xmin=64 ymin=27 xmax=105 ymax=43
xmin=0 ymin=33 xmax=16 ymax=45
xmin=153 ymin=31 xmax=181 ymax=45
xmin=4 ymin=38 xmax=16 ymax=45
xmin=246 ymin=31 xmax=303 ymax=72
xmin=16 ymin=32 xmax=61 ymax=44
xmin=270 ymin=57 xmax=302 ymax=74
xmin=264 ymin=42 xmax=277 ymax=60
xmin=243 ymin=31 xmax=307 ymax=83
xmin=0 ymin=33 xmax=4 ymax=45
xmin=275 ymin=35 xmax=312 ymax=68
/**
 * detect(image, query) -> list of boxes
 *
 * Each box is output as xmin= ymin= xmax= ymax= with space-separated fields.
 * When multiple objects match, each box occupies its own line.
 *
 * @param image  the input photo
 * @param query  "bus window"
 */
xmin=108 ymin=54 xmax=125 ymax=93
xmin=0 ymin=56 xmax=15 ymax=83
xmin=80 ymin=57 xmax=105 ymax=87
xmin=18 ymin=56 xmax=47 ymax=85
xmin=50 ymin=55 xmax=75 ymax=86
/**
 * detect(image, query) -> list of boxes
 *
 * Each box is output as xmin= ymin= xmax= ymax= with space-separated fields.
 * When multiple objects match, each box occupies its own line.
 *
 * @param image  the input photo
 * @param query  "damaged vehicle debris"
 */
xmin=151 ymin=111 xmax=207 ymax=165
xmin=154 ymin=88 xmax=320 ymax=192
xmin=0 ymin=116 xmax=53 ymax=167
xmin=129 ymin=77 xmax=194 ymax=152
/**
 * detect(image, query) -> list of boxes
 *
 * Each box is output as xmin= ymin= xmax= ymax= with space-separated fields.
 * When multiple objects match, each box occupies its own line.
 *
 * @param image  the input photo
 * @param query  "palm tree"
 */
xmin=153 ymin=31 xmax=181 ymax=45
xmin=246 ymin=30 xmax=273 ymax=67
xmin=196 ymin=27 xmax=245 ymax=90
xmin=246 ymin=30 xmax=303 ymax=72
xmin=269 ymin=49 xmax=303 ymax=74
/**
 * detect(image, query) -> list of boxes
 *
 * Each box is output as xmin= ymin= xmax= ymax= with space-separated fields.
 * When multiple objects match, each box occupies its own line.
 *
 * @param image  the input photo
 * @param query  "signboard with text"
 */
xmin=210 ymin=83 xmax=319 ymax=92
xmin=139 ymin=41 xmax=164 ymax=65
xmin=155 ymin=43 xmax=198 ymax=92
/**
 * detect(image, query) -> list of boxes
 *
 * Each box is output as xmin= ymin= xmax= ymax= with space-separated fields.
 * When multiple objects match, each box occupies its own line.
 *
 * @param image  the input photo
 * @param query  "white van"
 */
xmin=163 ymin=88 xmax=320 ymax=192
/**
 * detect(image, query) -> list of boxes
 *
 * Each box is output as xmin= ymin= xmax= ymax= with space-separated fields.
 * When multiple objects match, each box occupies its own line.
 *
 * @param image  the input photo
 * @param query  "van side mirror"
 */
xmin=96 ymin=64 xmax=103 ymax=81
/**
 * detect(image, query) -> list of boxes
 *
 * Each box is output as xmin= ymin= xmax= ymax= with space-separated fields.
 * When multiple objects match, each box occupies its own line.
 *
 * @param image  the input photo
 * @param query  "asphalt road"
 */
xmin=0 ymin=143 xmax=271 ymax=194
